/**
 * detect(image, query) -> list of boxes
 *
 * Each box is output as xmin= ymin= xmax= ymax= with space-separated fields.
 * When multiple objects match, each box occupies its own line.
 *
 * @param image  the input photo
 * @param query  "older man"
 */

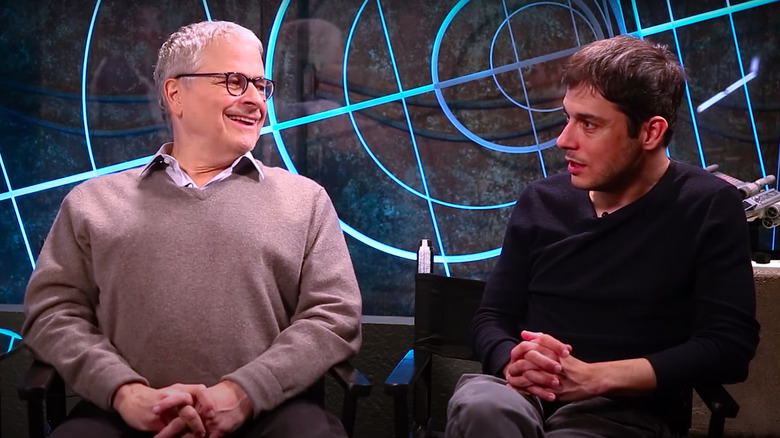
xmin=23 ymin=21 xmax=361 ymax=438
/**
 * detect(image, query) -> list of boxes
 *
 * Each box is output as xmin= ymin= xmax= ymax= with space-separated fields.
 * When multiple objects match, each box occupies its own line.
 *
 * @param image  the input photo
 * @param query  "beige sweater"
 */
xmin=22 ymin=163 xmax=362 ymax=416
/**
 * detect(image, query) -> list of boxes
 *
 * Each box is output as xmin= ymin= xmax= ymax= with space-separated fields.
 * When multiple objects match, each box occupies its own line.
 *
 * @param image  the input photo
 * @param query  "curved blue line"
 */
xmin=0 ymin=106 xmax=166 ymax=137
xmin=265 ymin=0 xmax=297 ymax=174
xmin=0 ymin=328 xmax=22 ymax=340
xmin=489 ymin=0 xmax=610 ymax=178
xmin=81 ymin=0 xmax=102 ymax=171
xmin=496 ymin=1 xmax=549 ymax=176
xmin=579 ymin=0 xmax=618 ymax=38
xmin=340 ymin=2 xmax=513 ymax=210
xmin=664 ymin=0 xmax=706 ymax=167
xmin=613 ymin=0 xmax=627 ymax=34
xmin=0 ymin=155 xmax=151 ymax=204
xmin=570 ymin=0 xmax=612 ymax=38
xmin=494 ymin=1 xmax=549 ymax=113
xmin=340 ymin=2 xmax=424 ymax=204
xmin=489 ymin=1 xmax=598 ymax=113
xmin=266 ymin=0 xmax=504 ymax=263
xmin=340 ymin=220 xmax=501 ymax=263
xmin=374 ymin=0 xmax=451 ymax=276
xmin=630 ymin=1 xmax=642 ymax=36
xmin=637 ymin=0 xmax=778 ymax=38
xmin=0 ymin=147 xmax=36 ymax=270
xmin=568 ymin=0 xmax=583 ymax=45
xmin=0 ymin=80 xmax=153 ymax=102
xmin=725 ymin=0 xmax=767 ymax=179
xmin=264 ymin=50 xmax=569 ymax=138
xmin=431 ymin=0 xmax=559 ymax=153
xmin=0 ymin=328 xmax=22 ymax=353
xmin=201 ymin=0 xmax=213 ymax=21
xmin=774 ymin=130 xmax=780 ymax=250
xmin=79 ymin=0 xmax=211 ymax=174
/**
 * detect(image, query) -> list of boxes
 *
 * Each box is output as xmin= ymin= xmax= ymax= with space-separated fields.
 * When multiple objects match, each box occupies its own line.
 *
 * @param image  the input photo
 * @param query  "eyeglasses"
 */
xmin=175 ymin=72 xmax=276 ymax=100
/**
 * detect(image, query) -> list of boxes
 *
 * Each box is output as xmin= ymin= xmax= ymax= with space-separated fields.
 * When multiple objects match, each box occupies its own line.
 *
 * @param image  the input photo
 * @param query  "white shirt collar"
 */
xmin=139 ymin=143 xmax=265 ymax=187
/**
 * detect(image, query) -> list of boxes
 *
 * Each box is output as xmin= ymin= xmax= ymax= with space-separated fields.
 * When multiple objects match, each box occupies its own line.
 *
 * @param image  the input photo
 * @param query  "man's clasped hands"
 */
xmin=112 ymin=379 xmax=253 ymax=438
xmin=503 ymin=330 xmax=601 ymax=403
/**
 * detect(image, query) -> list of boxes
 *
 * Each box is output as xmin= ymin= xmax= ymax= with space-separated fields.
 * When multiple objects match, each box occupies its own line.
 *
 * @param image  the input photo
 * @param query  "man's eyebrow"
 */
xmin=563 ymin=109 xmax=608 ymax=124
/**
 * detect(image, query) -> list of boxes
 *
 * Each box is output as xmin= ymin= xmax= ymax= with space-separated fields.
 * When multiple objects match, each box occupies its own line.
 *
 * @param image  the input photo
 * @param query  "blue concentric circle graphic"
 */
xmin=266 ymin=0 xmax=626 ymax=273
xmin=0 ymin=0 xmax=777 ymax=308
xmin=434 ymin=0 xmax=621 ymax=154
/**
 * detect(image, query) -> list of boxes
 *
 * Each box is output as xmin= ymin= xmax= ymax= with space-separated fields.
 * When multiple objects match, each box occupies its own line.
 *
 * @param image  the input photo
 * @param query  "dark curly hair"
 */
xmin=561 ymin=35 xmax=686 ymax=146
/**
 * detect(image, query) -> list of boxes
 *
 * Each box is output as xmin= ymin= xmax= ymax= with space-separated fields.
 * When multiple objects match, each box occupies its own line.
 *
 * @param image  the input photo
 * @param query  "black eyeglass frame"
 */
xmin=174 ymin=72 xmax=276 ymax=99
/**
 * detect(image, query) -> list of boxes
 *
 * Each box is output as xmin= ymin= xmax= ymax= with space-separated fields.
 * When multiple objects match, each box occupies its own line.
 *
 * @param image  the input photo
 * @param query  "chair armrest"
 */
xmin=695 ymin=383 xmax=739 ymax=418
xmin=384 ymin=349 xmax=433 ymax=438
xmin=328 ymin=361 xmax=371 ymax=438
xmin=329 ymin=360 xmax=372 ymax=398
xmin=17 ymin=360 xmax=59 ymax=401
xmin=383 ymin=349 xmax=432 ymax=396
xmin=17 ymin=359 xmax=68 ymax=438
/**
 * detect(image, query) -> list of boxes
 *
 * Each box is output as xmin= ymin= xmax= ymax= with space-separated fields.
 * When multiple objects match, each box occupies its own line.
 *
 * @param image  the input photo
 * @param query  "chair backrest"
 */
xmin=402 ymin=273 xmax=733 ymax=438
xmin=413 ymin=273 xmax=486 ymax=361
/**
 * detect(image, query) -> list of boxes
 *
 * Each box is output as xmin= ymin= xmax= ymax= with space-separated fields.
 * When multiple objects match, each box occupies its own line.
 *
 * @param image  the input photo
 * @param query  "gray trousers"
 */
xmin=50 ymin=397 xmax=347 ymax=438
xmin=446 ymin=374 xmax=671 ymax=438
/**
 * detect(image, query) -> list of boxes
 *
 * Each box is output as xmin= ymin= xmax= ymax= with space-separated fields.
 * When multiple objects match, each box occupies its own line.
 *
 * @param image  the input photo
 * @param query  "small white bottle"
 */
xmin=417 ymin=239 xmax=434 ymax=274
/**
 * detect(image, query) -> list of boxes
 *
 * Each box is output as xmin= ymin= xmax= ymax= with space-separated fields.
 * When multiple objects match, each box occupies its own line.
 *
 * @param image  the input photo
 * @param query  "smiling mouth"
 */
xmin=227 ymin=115 xmax=258 ymax=126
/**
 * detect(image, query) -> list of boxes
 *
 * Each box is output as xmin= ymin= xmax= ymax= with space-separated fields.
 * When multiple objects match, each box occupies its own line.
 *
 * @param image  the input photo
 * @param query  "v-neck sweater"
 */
xmin=23 ymin=163 xmax=362 ymax=416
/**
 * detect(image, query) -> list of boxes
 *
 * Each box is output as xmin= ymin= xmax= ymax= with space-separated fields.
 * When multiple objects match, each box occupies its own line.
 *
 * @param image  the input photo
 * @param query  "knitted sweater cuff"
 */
xmin=223 ymin=365 xmax=285 ymax=417
xmin=88 ymin=364 xmax=148 ymax=411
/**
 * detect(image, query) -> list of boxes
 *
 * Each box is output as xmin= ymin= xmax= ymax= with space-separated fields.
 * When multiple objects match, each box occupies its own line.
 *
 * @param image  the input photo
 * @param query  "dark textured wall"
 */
xmin=2 ymin=1 xmax=779 ymax=315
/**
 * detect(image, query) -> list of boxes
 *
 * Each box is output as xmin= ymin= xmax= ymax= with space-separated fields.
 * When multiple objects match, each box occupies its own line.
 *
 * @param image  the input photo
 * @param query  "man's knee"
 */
xmin=449 ymin=374 xmax=510 ymax=416
xmin=447 ymin=374 xmax=543 ymax=438
xmin=245 ymin=398 xmax=346 ymax=438
xmin=49 ymin=401 xmax=144 ymax=438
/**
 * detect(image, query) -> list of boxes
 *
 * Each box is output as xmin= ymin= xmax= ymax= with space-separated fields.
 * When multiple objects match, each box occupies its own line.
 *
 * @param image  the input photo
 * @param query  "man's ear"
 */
xmin=164 ymin=78 xmax=183 ymax=117
xmin=640 ymin=116 xmax=669 ymax=150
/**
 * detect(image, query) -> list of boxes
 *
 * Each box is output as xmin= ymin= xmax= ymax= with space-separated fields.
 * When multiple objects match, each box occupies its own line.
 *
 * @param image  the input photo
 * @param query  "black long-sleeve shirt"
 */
xmin=473 ymin=161 xmax=759 ymax=396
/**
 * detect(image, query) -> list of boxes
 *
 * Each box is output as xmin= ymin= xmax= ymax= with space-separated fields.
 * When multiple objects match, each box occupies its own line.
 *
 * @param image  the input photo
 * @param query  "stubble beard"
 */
xmin=580 ymin=140 xmax=645 ymax=194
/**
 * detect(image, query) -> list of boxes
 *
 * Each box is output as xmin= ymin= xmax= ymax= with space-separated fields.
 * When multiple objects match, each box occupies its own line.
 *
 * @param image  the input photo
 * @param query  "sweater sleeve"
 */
xmin=471 ymin=195 xmax=532 ymax=377
xmin=645 ymin=185 xmax=760 ymax=389
xmin=223 ymin=187 xmax=362 ymax=416
xmin=22 ymin=188 xmax=148 ymax=410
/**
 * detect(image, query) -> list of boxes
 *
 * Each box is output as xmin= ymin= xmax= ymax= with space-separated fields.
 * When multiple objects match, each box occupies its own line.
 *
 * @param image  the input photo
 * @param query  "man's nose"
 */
xmin=241 ymin=82 xmax=265 ymax=106
xmin=556 ymin=121 xmax=574 ymax=149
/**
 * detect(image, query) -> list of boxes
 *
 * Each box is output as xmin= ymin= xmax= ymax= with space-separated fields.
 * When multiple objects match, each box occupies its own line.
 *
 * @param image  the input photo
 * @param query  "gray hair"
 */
xmin=153 ymin=21 xmax=264 ymax=115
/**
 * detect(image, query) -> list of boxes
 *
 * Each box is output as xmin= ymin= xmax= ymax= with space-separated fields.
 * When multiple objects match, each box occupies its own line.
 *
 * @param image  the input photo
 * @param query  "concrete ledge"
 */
xmin=692 ymin=264 xmax=780 ymax=437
